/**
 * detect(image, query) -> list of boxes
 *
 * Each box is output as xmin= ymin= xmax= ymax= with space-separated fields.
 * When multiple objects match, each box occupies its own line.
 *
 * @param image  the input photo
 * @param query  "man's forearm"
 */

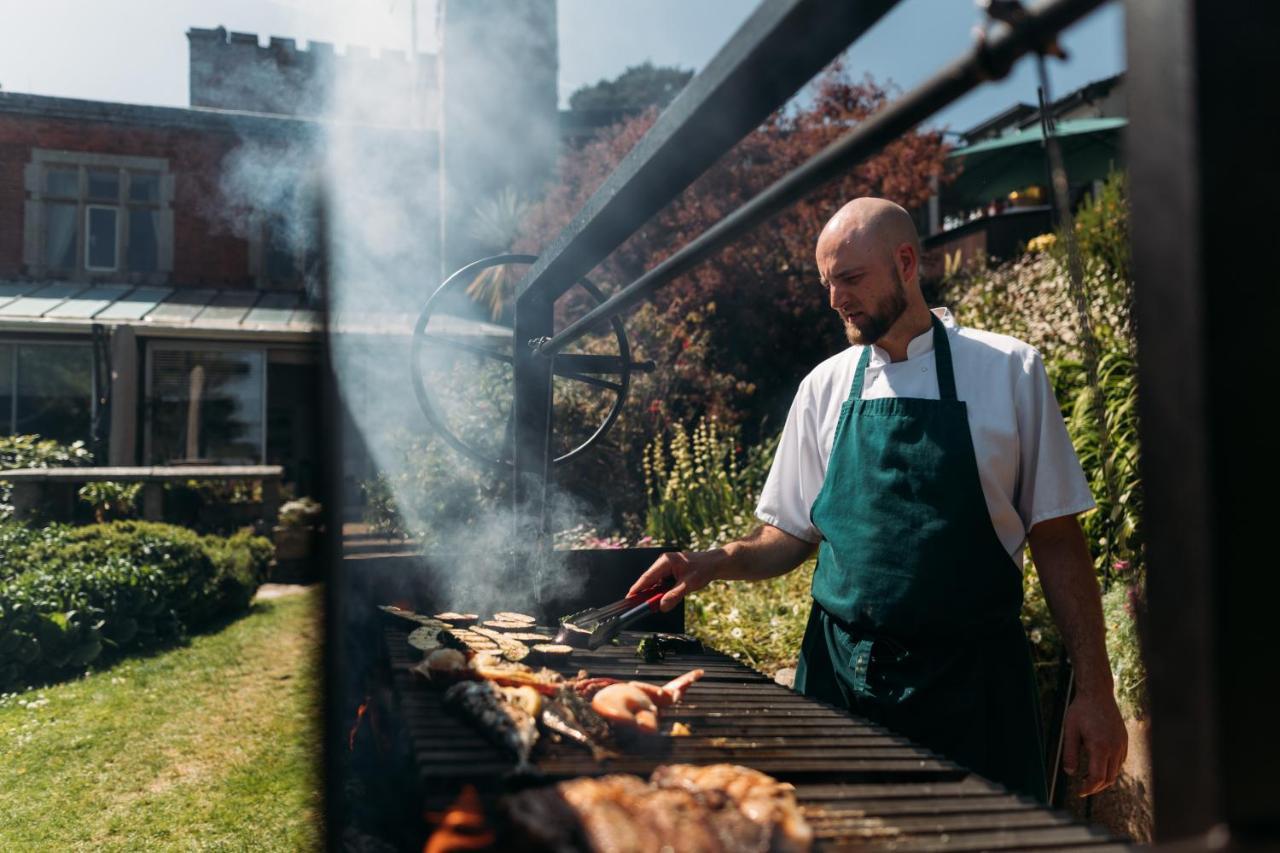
xmin=1028 ymin=515 xmax=1114 ymax=697
xmin=720 ymin=524 xmax=818 ymax=582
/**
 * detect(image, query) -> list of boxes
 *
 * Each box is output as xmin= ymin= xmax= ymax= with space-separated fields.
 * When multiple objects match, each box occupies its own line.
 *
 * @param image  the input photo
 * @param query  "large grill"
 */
xmin=385 ymin=626 xmax=1129 ymax=851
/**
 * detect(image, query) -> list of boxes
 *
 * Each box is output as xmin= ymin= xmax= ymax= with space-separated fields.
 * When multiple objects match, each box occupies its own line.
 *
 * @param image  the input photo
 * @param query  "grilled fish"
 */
xmin=444 ymin=680 xmax=540 ymax=772
xmin=541 ymin=686 xmax=618 ymax=762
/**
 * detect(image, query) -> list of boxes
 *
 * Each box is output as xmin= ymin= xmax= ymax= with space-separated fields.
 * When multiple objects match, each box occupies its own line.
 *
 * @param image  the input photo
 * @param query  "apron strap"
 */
xmin=931 ymin=313 xmax=958 ymax=402
xmin=849 ymin=313 xmax=959 ymax=401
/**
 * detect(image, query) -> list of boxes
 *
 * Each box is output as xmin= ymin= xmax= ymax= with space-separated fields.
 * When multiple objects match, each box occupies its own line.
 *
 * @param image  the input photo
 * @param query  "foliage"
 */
xmin=941 ymin=170 xmax=1146 ymax=711
xmin=686 ymin=560 xmax=816 ymax=676
xmin=1102 ymin=577 xmax=1147 ymax=717
xmin=0 ymin=435 xmax=93 ymax=520
xmin=568 ymin=61 xmax=694 ymax=112
xmin=278 ymin=496 xmax=323 ymax=529
xmin=642 ymin=417 xmax=778 ymax=550
xmin=359 ymin=430 xmax=504 ymax=547
xmin=516 ymin=65 xmax=951 ymax=521
xmin=0 ymin=590 xmax=320 ymax=850
xmin=77 ymin=481 xmax=142 ymax=523
xmin=0 ymin=520 xmax=272 ymax=690
xmin=361 ymin=474 xmax=409 ymax=540
xmin=0 ymin=434 xmax=94 ymax=470
xmin=637 ymin=416 xmax=805 ymax=675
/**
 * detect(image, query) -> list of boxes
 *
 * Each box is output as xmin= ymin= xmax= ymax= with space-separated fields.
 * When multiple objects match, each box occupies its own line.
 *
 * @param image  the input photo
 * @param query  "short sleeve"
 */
xmin=1015 ymin=349 xmax=1097 ymax=531
xmin=755 ymin=379 xmax=826 ymax=543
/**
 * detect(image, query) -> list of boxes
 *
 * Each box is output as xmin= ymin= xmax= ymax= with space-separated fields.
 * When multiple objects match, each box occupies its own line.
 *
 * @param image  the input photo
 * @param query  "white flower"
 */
xmin=731 ymin=627 xmax=744 ymax=640
xmin=727 ymin=608 xmax=740 ymax=622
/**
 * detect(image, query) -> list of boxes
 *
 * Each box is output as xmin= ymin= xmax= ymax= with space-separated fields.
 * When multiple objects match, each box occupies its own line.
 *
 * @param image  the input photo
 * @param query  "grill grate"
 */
xmin=387 ymin=627 xmax=1129 ymax=851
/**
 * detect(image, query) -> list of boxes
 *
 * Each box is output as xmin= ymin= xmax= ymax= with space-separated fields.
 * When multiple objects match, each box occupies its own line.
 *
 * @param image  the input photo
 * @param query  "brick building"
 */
xmin=0 ymin=3 xmax=559 ymax=502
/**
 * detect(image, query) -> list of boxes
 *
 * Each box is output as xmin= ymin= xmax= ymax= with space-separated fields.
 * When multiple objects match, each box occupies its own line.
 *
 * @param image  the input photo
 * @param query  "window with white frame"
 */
xmin=24 ymin=150 xmax=173 ymax=281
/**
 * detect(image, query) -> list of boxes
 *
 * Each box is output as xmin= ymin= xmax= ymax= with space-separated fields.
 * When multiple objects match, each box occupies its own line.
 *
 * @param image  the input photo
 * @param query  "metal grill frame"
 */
xmin=386 ymin=627 xmax=1128 ymax=851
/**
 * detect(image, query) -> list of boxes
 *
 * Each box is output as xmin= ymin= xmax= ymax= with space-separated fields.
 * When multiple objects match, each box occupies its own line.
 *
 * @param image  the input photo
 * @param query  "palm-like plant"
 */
xmin=466 ymin=187 xmax=530 ymax=320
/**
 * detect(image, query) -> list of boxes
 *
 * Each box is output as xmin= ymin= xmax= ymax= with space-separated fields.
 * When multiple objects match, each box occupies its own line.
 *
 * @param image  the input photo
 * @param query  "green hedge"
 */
xmin=0 ymin=520 xmax=273 ymax=690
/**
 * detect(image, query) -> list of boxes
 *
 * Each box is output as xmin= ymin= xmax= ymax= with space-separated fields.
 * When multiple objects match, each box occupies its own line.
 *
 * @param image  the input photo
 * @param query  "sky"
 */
xmin=0 ymin=0 xmax=1124 ymax=135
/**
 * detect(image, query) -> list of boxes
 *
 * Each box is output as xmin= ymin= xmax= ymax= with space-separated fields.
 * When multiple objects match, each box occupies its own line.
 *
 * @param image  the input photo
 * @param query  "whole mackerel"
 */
xmin=540 ymin=687 xmax=618 ymax=762
xmin=443 ymin=680 xmax=539 ymax=771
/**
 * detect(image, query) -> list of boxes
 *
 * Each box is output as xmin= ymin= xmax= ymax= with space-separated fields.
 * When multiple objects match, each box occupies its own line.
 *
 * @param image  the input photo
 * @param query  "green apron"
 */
xmin=794 ymin=314 xmax=1048 ymax=802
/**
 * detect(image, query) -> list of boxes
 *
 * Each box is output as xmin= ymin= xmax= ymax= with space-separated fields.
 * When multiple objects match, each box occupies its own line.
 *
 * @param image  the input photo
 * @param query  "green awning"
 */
xmin=945 ymin=117 xmax=1126 ymax=208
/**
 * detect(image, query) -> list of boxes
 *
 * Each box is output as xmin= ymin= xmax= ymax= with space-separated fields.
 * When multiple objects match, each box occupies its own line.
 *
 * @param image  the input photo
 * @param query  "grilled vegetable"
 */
xmin=493 ymin=611 xmax=536 ymax=624
xmin=472 ymin=626 xmax=531 ymax=663
xmin=483 ymin=619 xmax=533 ymax=632
xmin=531 ymin=643 xmax=574 ymax=664
xmin=507 ymin=632 xmax=555 ymax=643
xmin=379 ymin=604 xmax=445 ymax=626
xmin=434 ymin=612 xmax=480 ymax=627
xmin=407 ymin=624 xmax=448 ymax=654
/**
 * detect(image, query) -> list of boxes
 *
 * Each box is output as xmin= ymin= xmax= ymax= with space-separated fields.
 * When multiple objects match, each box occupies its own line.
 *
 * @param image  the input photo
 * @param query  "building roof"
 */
xmin=0 ymin=91 xmax=434 ymax=140
xmin=949 ymin=117 xmax=1127 ymax=158
xmin=0 ymin=280 xmax=508 ymax=344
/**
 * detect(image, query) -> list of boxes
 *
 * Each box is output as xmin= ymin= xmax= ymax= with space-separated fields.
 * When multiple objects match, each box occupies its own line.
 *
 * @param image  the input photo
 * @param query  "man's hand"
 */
xmin=1029 ymin=513 xmax=1129 ymax=796
xmin=629 ymin=524 xmax=817 ymax=612
xmin=628 ymin=549 xmax=729 ymax=612
xmin=1062 ymin=690 xmax=1129 ymax=796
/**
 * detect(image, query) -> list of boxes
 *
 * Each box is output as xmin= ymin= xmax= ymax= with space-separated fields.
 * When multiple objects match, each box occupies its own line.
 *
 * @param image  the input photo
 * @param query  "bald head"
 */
xmin=816 ymin=197 xmax=921 ymax=272
xmin=815 ymin=198 xmax=928 ymax=349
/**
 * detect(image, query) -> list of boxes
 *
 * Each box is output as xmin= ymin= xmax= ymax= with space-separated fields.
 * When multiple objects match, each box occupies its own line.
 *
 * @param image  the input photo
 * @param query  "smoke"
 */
xmin=201 ymin=5 xmax=592 ymax=614
xmin=311 ymin=1 xmax=588 ymax=616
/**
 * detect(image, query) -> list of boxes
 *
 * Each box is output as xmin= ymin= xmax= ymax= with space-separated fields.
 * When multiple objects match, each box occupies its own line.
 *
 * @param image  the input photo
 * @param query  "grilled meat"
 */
xmin=501 ymin=771 xmax=782 ymax=853
xmin=591 ymin=669 xmax=704 ymax=734
xmin=650 ymin=764 xmax=812 ymax=853
xmin=443 ymin=680 xmax=539 ymax=771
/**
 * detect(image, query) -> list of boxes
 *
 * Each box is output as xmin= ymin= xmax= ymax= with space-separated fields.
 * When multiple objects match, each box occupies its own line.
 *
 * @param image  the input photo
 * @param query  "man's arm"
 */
xmin=1028 ymin=513 xmax=1128 ymax=796
xmin=628 ymin=524 xmax=817 ymax=612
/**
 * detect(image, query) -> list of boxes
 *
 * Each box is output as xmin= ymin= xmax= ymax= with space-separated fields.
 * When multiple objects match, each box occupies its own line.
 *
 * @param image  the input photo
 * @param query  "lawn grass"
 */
xmin=685 ymin=558 xmax=815 ymax=677
xmin=0 ymin=588 xmax=322 ymax=851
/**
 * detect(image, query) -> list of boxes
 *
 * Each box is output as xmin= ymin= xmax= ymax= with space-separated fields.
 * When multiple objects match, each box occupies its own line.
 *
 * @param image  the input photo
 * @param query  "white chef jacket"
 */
xmin=755 ymin=307 xmax=1095 ymax=565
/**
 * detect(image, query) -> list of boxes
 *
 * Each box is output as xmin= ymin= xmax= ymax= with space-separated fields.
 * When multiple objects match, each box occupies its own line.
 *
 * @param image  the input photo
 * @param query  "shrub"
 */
xmin=78 ymin=480 xmax=142 ymax=523
xmin=0 ymin=520 xmax=272 ymax=690
xmin=0 ymin=435 xmax=94 ymax=520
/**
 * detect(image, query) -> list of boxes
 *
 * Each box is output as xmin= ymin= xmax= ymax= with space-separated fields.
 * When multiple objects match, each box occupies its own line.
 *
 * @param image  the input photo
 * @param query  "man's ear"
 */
xmin=897 ymin=243 xmax=918 ymax=283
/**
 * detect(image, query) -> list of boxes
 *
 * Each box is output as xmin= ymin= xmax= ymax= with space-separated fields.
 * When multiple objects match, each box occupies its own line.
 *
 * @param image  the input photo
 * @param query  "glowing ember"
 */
xmin=423 ymin=784 xmax=494 ymax=853
xmin=349 ymin=698 xmax=369 ymax=751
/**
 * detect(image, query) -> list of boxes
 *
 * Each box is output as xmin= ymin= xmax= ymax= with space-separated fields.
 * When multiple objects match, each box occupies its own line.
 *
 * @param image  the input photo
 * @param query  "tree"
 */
xmin=514 ymin=66 xmax=953 ymax=523
xmin=568 ymin=62 xmax=694 ymax=113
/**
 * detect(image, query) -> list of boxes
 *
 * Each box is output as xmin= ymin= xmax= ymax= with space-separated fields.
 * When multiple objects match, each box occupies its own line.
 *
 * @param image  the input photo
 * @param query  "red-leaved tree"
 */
xmin=514 ymin=67 xmax=952 ymax=522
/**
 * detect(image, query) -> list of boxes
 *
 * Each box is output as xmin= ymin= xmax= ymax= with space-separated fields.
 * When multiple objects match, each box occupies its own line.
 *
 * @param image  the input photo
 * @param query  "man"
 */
xmin=629 ymin=197 xmax=1127 ymax=802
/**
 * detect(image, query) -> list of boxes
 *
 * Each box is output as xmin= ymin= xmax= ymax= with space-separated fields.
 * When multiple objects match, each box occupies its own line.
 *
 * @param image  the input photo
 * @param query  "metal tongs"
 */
xmin=553 ymin=577 xmax=675 ymax=650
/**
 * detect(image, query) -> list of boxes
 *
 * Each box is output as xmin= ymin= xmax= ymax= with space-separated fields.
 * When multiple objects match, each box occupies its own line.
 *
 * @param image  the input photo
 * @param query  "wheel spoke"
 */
xmin=421 ymin=333 xmax=513 ymax=364
xmin=556 ymin=372 xmax=623 ymax=393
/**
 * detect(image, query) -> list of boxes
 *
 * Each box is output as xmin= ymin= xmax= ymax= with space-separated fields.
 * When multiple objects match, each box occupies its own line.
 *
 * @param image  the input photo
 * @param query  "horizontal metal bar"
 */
xmin=539 ymin=0 xmax=1110 ymax=357
xmin=512 ymin=0 xmax=904 ymax=310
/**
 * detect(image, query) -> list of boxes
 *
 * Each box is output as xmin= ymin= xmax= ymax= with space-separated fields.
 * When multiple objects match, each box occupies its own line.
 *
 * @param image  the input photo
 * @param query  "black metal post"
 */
xmin=511 ymin=293 xmax=556 ymax=543
xmin=1127 ymin=0 xmax=1280 ymax=846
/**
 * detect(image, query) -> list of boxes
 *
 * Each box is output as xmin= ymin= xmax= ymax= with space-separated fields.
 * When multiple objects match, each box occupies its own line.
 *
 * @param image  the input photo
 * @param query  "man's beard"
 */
xmin=843 ymin=268 xmax=909 ymax=345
